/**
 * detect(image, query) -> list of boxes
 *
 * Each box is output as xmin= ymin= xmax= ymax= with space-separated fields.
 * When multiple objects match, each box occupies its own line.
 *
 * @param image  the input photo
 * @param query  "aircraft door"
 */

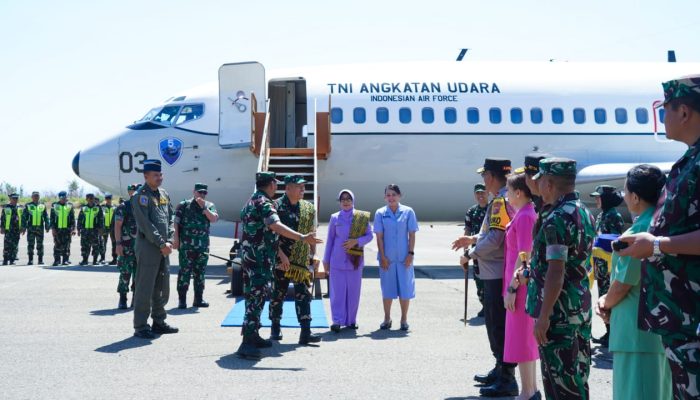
xmin=218 ymin=62 xmax=266 ymax=148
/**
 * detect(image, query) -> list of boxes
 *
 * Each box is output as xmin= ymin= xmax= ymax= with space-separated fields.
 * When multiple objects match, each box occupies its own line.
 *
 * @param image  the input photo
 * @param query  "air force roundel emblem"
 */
xmin=159 ymin=137 xmax=183 ymax=166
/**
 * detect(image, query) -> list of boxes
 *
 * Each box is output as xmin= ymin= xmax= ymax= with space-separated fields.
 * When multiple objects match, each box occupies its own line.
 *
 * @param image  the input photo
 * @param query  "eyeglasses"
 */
xmin=339 ymin=197 xmax=353 ymax=202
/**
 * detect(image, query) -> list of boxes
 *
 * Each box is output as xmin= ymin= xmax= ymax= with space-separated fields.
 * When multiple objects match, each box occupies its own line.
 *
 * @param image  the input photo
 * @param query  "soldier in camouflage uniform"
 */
xmin=460 ymin=183 xmax=488 ymax=316
xmin=269 ymin=175 xmax=321 ymax=345
xmin=77 ymin=193 xmax=104 ymax=266
xmin=590 ymin=184 xmax=624 ymax=347
xmin=22 ymin=191 xmax=50 ymax=265
xmin=50 ymin=191 xmax=76 ymax=266
xmin=236 ymin=172 xmax=322 ymax=360
xmin=174 ymin=183 xmax=218 ymax=309
xmin=618 ymin=75 xmax=700 ymax=400
xmin=1 ymin=193 xmax=24 ymax=265
xmin=115 ymin=184 xmax=139 ymax=309
xmin=523 ymin=158 xmax=596 ymax=400
xmin=99 ymin=193 xmax=117 ymax=265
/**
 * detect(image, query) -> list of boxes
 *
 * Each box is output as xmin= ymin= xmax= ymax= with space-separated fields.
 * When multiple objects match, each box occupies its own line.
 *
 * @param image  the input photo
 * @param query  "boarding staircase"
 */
xmin=268 ymin=149 xmax=316 ymax=202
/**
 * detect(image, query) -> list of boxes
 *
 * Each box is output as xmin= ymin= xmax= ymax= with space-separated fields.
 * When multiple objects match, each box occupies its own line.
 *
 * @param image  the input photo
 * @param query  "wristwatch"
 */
xmin=653 ymin=237 xmax=663 ymax=257
xmin=507 ymin=286 xmax=518 ymax=294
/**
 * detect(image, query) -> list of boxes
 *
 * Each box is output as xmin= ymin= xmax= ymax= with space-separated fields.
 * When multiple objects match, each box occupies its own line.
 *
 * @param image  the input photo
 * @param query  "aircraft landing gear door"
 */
xmin=218 ymin=62 xmax=266 ymax=148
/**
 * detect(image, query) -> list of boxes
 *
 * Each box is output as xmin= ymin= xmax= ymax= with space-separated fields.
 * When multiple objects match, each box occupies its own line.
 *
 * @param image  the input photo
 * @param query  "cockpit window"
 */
xmin=139 ymin=108 xmax=160 ymax=122
xmin=152 ymin=106 xmax=181 ymax=125
xmin=174 ymin=104 xmax=204 ymax=125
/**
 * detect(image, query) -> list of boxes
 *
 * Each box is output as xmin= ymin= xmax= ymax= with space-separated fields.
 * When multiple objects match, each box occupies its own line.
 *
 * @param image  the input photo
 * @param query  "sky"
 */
xmin=1 ymin=0 xmax=699 ymax=194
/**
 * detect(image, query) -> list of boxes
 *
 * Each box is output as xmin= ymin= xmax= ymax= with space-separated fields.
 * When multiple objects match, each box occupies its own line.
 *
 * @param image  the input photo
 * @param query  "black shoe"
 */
xmin=79 ymin=259 xmax=88 ymax=266
xmin=134 ymin=329 xmax=156 ymax=339
xmin=52 ymin=259 xmax=60 ymax=266
xmin=348 ymin=323 xmax=358 ymax=330
xmin=2 ymin=259 xmax=6 ymax=266
xmin=62 ymin=257 xmax=71 ymax=265
xmin=593 ymin=332 xmax=609 ymax=347
xmin=252 ymin=333 xmax=273 ymax=348
xmin=92 ymin=257 xmax=99 ymax=266
xmin=193 ymin=292 xmax=209 ymax=308
xmin=109 ymin=259 xmax=117 ymax=265
xmin=118 ymin=293 xmax=128 ymax=310
xmin=474 ymin=365 xmax=500 ymax=385
xmin=38 ymin=257 xmax=44 ymax=265
xmin=529 ymin=391 xmax=542 ymax=400
xmin=99 ymin=257 xmax=105 ymax=264
xmin=178 ymin=290 xmax=187 ymax=309
xmin=299 ymin=321 xmax=321 ymax=345
xmin=27 ymin=257 xmax=33 ymax=265
xmin=479 ymin=366 xmax=518 ymax=397
xmin=477 ymin=308 xmax=485 ymax=318
xmin=151 ymin=322 xmax=179 ymax=334
xmin=236 ymin=337 xmax=262 ymax=360
xmin=330 ymin=324 xmax=341 ymax=333
xmin=270 ymin=322 xmax=283 ymax=341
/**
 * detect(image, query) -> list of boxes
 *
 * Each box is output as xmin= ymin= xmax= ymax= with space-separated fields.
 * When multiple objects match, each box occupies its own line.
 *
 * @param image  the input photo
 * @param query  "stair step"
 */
xmin=268 ymin=164 xmax=314 ymax=169
xmin=269 ymin=156 xmax=314 ymax=160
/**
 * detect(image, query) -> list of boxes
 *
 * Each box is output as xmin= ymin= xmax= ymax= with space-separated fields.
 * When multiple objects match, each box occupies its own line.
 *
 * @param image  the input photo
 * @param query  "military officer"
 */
xmin=77 ymin=193 xmax=104 ymax=266
xmin=1 ymin=193 xmax=24 ymax=265
xmin=236 ymin=172 xmax=322 ymax=360
xmin=99 ymin=193 xmax=117 ymax=265
xmin=522 ymin=158 xmax=596 ymax=399
xmin=269 ymin=175 xmax=321 ymax=345
xmin=516 ymin=152 xmax=552 ymax=212
xmin=173 ymin=183 xmax=219 ymax=309
xmin=22 ymin=191 xmax=50 ymax=265
xmin=618 ymin=75 xmax=700 ymax=399
xmin=115 ymin=184 xmax=139 ymax=310
xmin=452 ymin=158 xmax=518 ymax=397
xmin=50 ymin=191 xmax=76 ymax=266
xmin=589 ymin=184 xmax=624 ymax=348
xmin=460 ymin=183 xmax=488 ymax=316
xmin=131 ymin=160 xmax=178 ymax=339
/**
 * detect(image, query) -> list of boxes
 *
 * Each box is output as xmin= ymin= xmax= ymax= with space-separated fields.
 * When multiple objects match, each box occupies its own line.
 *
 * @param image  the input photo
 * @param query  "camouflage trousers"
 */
xmin=539 ymin=321 xmax=591 ymax=400
xmin=593 ymin=257 xmax=610 ymax=297
xmin=80 ymin=229 xmax=101 ymax=260
xmin=269 ymin=268 xmax=311 ymax=323
xmin=53 ymin=229 xmax=72 ymax=259
xmin=177 ymin=249 xmax=208 ymax=292
xmin=241 ymin=260 xmax=272 ymax=337
xmin=117 ymin=246 xmax=137 ymax=293
xmin=474 ymin=260 xmax=484 ymax=306
xmin=2 ymin=230 xmax=20 ymax=262
xmin=99 ymin=231 xmax=116 ymax=261
xmin=663 ymin=339 xmax=700 ymax=400
xmin=26 ymin=227 xmax=45 ymax=258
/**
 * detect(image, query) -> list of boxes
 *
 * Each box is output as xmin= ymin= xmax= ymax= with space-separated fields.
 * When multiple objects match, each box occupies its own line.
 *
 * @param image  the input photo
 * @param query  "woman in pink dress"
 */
xmin=503 ymin=173 xmax=540 ymax=400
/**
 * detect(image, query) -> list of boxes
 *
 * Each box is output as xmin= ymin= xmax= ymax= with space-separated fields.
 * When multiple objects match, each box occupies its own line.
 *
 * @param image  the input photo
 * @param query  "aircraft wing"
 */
xmin=577 ymin=162 xmax=675 ymax=184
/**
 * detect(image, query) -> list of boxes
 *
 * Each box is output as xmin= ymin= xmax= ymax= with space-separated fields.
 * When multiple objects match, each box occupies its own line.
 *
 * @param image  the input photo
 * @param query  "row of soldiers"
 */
xmin=0 ymin=191 xmax=117 ymax=266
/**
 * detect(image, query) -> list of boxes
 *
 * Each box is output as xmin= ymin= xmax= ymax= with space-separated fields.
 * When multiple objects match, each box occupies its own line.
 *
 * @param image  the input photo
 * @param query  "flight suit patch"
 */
xmin=139 ymin=195 xmax=148 ymax=206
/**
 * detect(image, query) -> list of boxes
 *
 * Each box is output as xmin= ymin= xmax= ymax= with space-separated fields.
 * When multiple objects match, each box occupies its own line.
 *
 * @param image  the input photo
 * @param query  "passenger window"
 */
xmin=467 ymin=108 xmax=480 ymax=124
xmin=153 ymin=106 xmax=181 ymax=125
xmin=594 ymin=108 xmax=607 ymax=124
xmin=552 ymin=108 xmax=564 ymax=124
xmin=573 ymin=108 xmax=586 ymax=124
xmin=376 ymin=107 xmax=389 ymax=124
xmin=510 ymin=108 xmax=523 ymax=124
xmin=659 ymin=109 xmax=665 ymax=124
xmin=353 ymin=107 xmax=366 ymax=124
xmin=489 ymin=108 xmax=502 ymax=124
xmin=636 ymin=108 xmax=649 ymax=124
xmin=422 ymin=107 xmax=435 ymax=124
xmin=399 ymin=108 xmax=412 ymax=124
xmin=444 ymin=107 xmax=457 ymax=124
xmin=331 ymin=107 xmax=343 ymax=124
xmin=615 ymin=108 xmax=628 ymax=124
xmin=530 ymin=108 xmax=543 ymax=124
xmin=174 ymin=104 xmax=204 ymax=125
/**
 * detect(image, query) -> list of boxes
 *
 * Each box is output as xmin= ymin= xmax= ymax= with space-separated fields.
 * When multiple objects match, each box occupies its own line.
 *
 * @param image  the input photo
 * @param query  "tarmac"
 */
xmin=0 ymin=221 xmax=612 ymax=400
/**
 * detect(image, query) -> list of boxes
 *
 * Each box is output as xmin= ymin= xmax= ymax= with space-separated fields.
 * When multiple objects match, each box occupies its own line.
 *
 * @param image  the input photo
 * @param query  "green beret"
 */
xmin=476 ymin=158 xmax=512 ymax=175
xmin=590 ymin=185 xmax=618 ymax=197
xmin=194 ymin=183 xmax=208 ymax=192
xmin=473 ymin=183 xmax=486 ymax=193
xmin=662 ymin=75 xmax=700 ymax=104
xmin=284 ymin=175 xmax=307 ymax=185
xmin=256 ymin=172 xmax=280 ymax=185
xmin=532 ymin=157 xmax=577 ymax=180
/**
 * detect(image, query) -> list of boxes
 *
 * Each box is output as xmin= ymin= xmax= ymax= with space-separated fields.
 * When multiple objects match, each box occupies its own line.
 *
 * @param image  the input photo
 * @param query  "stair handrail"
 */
xmin=313 ymin=98 xmax=319 ymax=227
xmin=257 ymin=99 xmax=271 ymax=173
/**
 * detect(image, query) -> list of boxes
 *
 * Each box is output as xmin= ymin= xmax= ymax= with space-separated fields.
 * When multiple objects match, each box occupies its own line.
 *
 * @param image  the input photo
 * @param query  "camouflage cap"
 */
xmin=284 ymin=175 xmax=307 ymax=184
xmin=476 ymin=158 xmax=512 ymax=175
xmin=9 ymin=193 xmax=19 ymax=199
xmin=590 ymin=185 xmax=618 ymax=197
xmin=473 ymin=183 xmax=486 ymax=192
xmin=532 ymin=157 xmax=577 ymax=180
xmin=256 ymin=171 xmax=281 ymax=185
xmin=194 ymin=183 xmax=208 ymax=192
xmin=662 ymin=75 xmax=700 ymax=104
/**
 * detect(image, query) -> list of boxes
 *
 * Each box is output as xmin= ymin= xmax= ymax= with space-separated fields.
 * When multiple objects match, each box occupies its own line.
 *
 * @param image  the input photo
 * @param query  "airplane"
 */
xmin=72 ymin=60 xmax=698 ymax=222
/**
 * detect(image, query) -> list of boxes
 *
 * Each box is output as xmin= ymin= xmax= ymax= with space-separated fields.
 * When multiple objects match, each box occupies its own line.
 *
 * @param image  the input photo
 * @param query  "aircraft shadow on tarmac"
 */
xmin=95 ymin=336 xmax=153 ymax=353
xmin=215 ymin=344 xmax=306 ymax=371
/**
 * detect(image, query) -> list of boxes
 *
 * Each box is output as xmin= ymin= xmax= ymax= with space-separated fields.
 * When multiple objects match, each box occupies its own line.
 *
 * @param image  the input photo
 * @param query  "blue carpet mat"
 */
xmin=221 ymin=299 xmax=329 ymax=328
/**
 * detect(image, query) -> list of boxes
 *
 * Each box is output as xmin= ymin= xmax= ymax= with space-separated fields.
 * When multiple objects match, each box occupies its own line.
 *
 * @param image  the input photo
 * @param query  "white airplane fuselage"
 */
xmin=73 ymin=61 xmax=697 ymax=221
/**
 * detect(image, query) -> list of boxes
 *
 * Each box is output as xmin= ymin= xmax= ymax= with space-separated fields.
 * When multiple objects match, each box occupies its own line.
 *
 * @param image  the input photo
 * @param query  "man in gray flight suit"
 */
xmin=131 ymin=159 xmax=178 ymax=339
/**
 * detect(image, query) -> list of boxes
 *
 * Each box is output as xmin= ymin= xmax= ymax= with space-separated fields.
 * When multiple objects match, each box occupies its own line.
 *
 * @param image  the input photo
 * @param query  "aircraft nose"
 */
xmin=72 ymin=151 xmax=80 ymax=177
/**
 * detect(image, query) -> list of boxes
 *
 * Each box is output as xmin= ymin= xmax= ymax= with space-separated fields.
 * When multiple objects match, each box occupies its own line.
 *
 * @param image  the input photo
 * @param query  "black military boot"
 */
xmin=252 ymin=332 xmax=273 ymax=348
xmin=38 ymin=256 xmax=44 ymax=265
xmin=479 ymin=365 xmax=518 ymax=397
xmin=177 ymin=290 xmax=187 ymax=309
xmin=52 ymin=258 xmax=60 ymax=266
xmin=2 ymin=259 xmax=7 ymax=266
xmin=118 ymin=293 xmax=128 ymax=310
xmin=27 ymin=256 xmax=33 ymax=266
xmin=79 ymin=257 xmax=89 ymax=266
xmin=593 ymin=324 xmax=610 ymax=347
xmin=62 ymin=256 xmax=71 ymax=265
xmin=474 ymin=364 xmax=501 ymax=385
xmin=236 ymin=335 xmax=262 ymax=360
xmin=270 ymin=321 xmax=283 ymax=341
xmin=109 ymin=258 xmax=117 ymax=265
xmin=92 ymin=256 xmax=99 ymax=266
xmin=193 ymin=291 xmax=209 ymax=308
xmin=299 ymin=320 xmax=322 ymax=345
xmin=151 ymin=321 xmax=179 ymax=334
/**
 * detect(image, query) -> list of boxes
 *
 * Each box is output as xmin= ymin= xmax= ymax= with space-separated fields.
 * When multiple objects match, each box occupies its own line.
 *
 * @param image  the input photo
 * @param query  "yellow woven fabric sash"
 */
xmin=285 ymin=201 xmax=314 ymax=285
xmin=346 ymin=210 xmax=370 ymax=257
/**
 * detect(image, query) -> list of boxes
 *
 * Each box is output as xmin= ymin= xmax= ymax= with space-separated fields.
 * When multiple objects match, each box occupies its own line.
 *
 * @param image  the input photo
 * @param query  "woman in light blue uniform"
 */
xmin=374 ymin=184 xmax=419 ymax=331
